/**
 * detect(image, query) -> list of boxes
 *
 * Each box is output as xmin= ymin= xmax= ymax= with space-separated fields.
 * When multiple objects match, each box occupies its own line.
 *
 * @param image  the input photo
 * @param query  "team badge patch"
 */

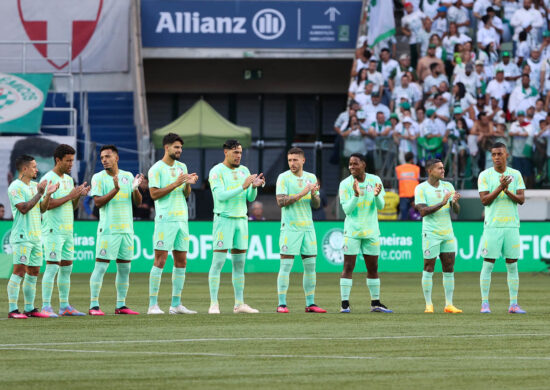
xmin=424 ymin=250 xmax=430 ymax=257
xmin=482 ymin=248 xmax=488 ymax=256
xmin=157 ymin=241 xmax=164 ymax=248
xmin=281 ymin=245 xmax=288 ymax=252
xmin=121 ymin=177 xmax=129 ymax=184
xmin=366 ymin=185 xmax=373 ymax=192
xmin=217 ymin=240 xmax=223 ymax=248
xmin=20 ymin=255 xmax=27 ymax=263
xmin=99 ymin=249 xmax=107 ymax=256
xmin=343 ymin=245 xmax=348 ymax=252
xmin=49 ymin=251 xmax=56 ymax=259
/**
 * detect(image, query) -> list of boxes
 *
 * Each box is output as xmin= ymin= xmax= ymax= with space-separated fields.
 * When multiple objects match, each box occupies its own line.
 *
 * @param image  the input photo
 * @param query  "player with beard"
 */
xmin=147 ymin=133 xmax=198 ymax=315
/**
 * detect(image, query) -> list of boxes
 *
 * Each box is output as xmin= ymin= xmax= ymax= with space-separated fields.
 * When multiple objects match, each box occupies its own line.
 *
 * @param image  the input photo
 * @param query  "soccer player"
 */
xmin=338 ymin=153 xmax=393 ymax=313
xmin=7 ymin=155 xmax=58 ymax=318
xmin=147 ymin=133 xmax=198 ymax=315
xmin=478 ymin=142 xmax=526 ymax=314
xmin=40 ymin=144 xmax=90 ymax=317
xmin=414 ymin=159 xmax=462 ymax=314
xmin=88 ymin=145 xmax=143 ymax=316
xmin=207 ymin=139 xmax=265 ymax=314
xmin=275 ymin=147 xmax=326 ymax=313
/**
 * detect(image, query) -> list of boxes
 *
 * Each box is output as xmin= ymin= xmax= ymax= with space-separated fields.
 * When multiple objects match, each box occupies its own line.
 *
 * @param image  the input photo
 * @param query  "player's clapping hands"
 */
xmin=353 ymin=178 xmax=360 ymax=197
xmin=311 ymin=182 xmax=320 ymax=195
xmin=46 ymin=181 xmax=60 ymax=195
xmin=252 ymin=173 xmax=265 ymax=188
xmin=443 ymin=191 xmax=452 ymax=204
xmin=452 ymin=192 xmax=461 ymax=204
xmin=374 ymin=183 xmax=382 ymax=196
xmin=113 ymin=175 xmax=120 ymax=190
xmin=499 ymin=175 xmax=512 ymax=191
xmin=183 ymin=173 xmax=199 ymax=185
xmin=242 ymin=174 xmax=256 ymax=189
xmin=37 ymin=179 xmax=48 ymax=194
xmin=132 ymin=174 xmax=144 ymax=191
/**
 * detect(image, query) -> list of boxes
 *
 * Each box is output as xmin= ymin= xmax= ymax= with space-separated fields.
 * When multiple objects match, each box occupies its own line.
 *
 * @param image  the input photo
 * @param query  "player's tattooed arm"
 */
xmin=416 ymin=192 xmax=452 ymax=217
xmin=15 ymin=180 xmax=47 ymax=215
xmin=503 ymin=188 xmax=525 ymax=205
xmin=276 ymin=184 xmax=313 ymax=208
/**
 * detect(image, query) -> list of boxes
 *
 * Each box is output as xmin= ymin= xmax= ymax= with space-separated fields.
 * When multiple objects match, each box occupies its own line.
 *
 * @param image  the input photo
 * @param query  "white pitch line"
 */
xmin=0 ymin=333 xmax=549 ymax=348
xmin=2 ymin=347 xmax=550 ymax=361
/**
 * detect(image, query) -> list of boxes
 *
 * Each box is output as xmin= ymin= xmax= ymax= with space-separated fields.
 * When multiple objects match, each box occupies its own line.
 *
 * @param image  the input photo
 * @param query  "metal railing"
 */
xmin=0 ymin=40 xmax=72 ymax=75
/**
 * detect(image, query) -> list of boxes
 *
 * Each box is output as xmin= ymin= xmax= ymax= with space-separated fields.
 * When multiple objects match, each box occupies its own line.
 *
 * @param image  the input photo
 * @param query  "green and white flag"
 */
xmin=367 ymin=0 xmax=396 ymax=48
xmin=0 ymin=73 xmax=52 ymax=134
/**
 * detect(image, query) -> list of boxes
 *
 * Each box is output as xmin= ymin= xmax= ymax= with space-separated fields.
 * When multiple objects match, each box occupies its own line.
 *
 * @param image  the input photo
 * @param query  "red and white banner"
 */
xmin=0 ymin=0 xmax=130 ymax=73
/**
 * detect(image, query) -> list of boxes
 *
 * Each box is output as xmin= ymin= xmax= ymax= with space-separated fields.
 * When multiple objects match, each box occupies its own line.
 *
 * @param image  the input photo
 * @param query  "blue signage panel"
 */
xmin=141 ymin=0 xmax=361 ymax=49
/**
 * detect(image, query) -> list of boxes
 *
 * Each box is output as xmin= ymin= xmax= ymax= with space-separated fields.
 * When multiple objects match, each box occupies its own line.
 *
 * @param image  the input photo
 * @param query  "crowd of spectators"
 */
xmin=335 ymin=0 xmax=550 ymax=199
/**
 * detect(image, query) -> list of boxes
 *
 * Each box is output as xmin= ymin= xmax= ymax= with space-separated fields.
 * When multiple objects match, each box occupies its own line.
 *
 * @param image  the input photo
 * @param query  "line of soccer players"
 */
xmin=5 ymin=134 xmax=526 ymax=318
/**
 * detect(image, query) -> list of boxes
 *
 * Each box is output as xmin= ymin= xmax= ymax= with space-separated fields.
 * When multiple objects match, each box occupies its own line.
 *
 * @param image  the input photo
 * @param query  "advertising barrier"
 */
xmin=1 ymin=221 xmax=549 ymax=273
xmin=141 ymin=0 xmax=361 ymax=49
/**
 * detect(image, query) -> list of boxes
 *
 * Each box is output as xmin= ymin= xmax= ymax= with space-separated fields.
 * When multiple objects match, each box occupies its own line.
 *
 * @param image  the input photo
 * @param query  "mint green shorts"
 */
xmin=43 ymin=234 xmax=74 ymax=262
xmin=212 ymin=215 xmax=248 ymax=250
xmin=422 ymin=232 xmax=456 ymax=259
xmin=96 ymin=234 xmax=134 ymax=261
xmin=154 ymin=222 xmax=189 ymax=252
xmin=343 ymin=236 xmax=380 ymax=256
xmin=279 ymin=229 xmax=317 ymax=256
xmin=481 ymin=227 xmax=520 ymax=260
xmin=12 ymin=240 xmax=43 ymax=267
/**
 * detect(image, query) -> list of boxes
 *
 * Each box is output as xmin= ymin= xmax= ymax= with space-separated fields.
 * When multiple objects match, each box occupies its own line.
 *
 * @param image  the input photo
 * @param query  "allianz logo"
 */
xmin=156 ymin=8 xmax=286 ymax=40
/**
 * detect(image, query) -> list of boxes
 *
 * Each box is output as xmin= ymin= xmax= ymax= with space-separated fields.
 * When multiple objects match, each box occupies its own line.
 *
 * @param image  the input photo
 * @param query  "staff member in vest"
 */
xmin=395 ymin=152 xmax=420 ymax=220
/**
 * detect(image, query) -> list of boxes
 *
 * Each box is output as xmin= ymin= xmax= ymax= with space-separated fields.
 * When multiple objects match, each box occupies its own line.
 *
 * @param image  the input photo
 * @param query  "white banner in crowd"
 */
xmin=367 ymin=0 xmax=395 ymax=47
xmin=0 ymin=136 xmax=77 ymax=219
xmin=0 ymin=0 xmax=130 ymax=73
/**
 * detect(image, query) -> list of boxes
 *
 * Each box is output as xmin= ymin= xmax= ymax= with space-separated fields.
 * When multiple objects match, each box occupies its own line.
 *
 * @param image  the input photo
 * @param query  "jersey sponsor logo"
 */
xmin=322 ymin=228 xmax=344 ymax=265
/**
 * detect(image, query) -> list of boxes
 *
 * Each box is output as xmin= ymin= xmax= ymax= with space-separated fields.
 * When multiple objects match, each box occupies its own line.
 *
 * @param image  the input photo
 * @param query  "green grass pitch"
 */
xmin=1 ymin=272 xmax=550 ymax=389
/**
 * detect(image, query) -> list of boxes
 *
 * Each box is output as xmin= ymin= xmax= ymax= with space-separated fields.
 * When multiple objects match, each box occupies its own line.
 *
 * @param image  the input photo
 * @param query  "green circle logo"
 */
xmin=322 ymin=228 xmax=344 ymax=265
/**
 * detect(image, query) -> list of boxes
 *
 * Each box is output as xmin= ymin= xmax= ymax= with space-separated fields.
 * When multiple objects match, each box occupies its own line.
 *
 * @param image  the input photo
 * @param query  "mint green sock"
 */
xmin=340 ymin=278 xmax=352 ymax=301
xmin=367 ymin=278 xmax=380 ymax=300
xmin=90 ymin=261 xmax=109 ymax=309
xmin=116 ymin=262 xmax=131 ymax=309
xmin=422 ymin=271 xmax=433 ymax=305
xmin=277 ymin=258 xmax=293 ymax=306
xmin=23 ymin=274 xmax=37 ymax=312
xmin=7 ymin=274 xmax=23 ymax=312
xmin=149 ymin=266 xmax=163 ymax=307
xmin=480 ymin=261 xmax=494 ymax=304
xmin=171 ymin=267 xmax=186 ymax=307
xmin=442 ymin=272 xmax=455 ymax=306
xmin=208 ymin=251 xmax=226 ymax=305
xmin=231 ymin=253 xmax=246 ymax=306
xmin=58 ymin=264 xmax=72 ymax=309
xmin=41 ymin=263 xmax=59 ymax=308
xmin=506 ymin=262 xmax=519 ymax=305
xmin=303 ymin=257 xmax=316 ymax=306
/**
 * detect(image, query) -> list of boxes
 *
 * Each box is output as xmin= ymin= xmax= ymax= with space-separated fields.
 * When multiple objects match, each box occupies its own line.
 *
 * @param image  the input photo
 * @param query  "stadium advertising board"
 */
xmin=1 ymin=221 xmax=549 ymax=273
xmin=0 ymin=73 xmax=52 ymax=134
xmin=141 ymin=0 xmax=361 ymax=49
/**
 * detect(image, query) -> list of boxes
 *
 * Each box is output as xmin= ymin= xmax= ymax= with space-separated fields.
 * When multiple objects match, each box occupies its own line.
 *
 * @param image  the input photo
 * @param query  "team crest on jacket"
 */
xmin=121 ymin=176 xmax=129 ymax=185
